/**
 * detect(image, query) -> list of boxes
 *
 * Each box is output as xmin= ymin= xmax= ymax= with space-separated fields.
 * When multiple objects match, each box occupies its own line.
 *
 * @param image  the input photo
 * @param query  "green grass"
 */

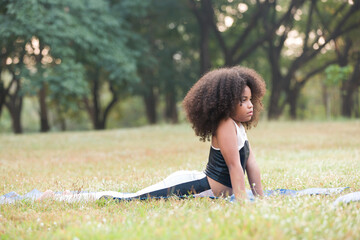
xmin=1 ymin=121 xmax=360 ymax=239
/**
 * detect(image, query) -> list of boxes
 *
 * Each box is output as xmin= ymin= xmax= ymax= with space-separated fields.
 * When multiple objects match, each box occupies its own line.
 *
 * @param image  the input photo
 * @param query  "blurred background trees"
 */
xmin=0 ymin=0 xmax=359 ymax=134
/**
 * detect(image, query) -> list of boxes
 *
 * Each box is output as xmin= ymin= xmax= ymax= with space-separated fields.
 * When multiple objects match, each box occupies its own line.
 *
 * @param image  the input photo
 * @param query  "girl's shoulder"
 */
xmin=219 ymin=118 xmax=248 ymax=139
xmin=216 ymin=118 xmax=237 ymax=133
xmin=218 ymin=117 xmax=245 ymax=129
xmin=218 ymin=117 xmax=235 ymax=126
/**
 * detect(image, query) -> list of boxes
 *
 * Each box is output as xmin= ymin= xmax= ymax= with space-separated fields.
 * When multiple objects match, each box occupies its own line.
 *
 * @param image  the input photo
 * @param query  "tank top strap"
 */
xmin=232 ymin=120 xmax=247 ymax=149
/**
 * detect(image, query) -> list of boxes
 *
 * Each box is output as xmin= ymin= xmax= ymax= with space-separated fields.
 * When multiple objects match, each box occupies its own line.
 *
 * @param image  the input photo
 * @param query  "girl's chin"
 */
xmin=241 ymin=116 xmax=252 ymax=122
xmin=232 ymin=116 xmax=252 ymax=123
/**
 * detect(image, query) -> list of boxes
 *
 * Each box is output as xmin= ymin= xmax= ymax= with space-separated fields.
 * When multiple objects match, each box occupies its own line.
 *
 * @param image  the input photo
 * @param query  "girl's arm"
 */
xmin=216 ymin=118 xmax=247 ymax=200
xmin=246 ymin=144 xmax=263 ymax=197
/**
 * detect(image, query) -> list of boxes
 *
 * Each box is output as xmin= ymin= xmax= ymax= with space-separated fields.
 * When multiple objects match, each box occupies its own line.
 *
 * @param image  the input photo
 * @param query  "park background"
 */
xmin=0 ymin=0 xmax=359 ymax=133
xmin=1 ymin=1 xmax=360 ymax=239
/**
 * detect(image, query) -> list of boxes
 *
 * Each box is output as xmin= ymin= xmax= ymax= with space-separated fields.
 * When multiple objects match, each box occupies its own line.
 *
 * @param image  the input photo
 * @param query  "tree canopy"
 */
xmin=0 ymin=0 xmax=359 ymax=133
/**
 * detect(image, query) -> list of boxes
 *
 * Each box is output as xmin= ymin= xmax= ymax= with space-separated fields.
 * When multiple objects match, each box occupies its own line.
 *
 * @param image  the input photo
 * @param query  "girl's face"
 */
xmin=232 ymin=86 xmax=253 ymax=123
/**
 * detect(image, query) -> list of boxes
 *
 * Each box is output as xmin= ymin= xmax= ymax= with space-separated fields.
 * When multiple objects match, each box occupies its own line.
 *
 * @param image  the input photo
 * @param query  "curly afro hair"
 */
xmin=183 ymin=66 xmax=266 ymax=141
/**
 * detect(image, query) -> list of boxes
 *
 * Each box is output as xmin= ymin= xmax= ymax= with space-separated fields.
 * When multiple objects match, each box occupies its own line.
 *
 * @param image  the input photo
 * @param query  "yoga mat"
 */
xmin=333 ymin=191 xmax=360 ymax=205
xmin=0 ymin=187 xmax=351 ymax=204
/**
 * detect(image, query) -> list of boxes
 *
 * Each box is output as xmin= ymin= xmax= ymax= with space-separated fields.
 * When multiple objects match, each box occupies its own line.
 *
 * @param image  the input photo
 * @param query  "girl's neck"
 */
xmin=230 ymin=118 xmax=242 ymax=127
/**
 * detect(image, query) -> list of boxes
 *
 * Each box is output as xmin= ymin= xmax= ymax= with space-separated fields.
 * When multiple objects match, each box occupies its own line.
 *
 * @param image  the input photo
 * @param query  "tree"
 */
xmin=186 ymin=0 xmax=360 ymax=119
xmin=187 ymin=0 xmax=306 ymax=74
xmin=132 ymin=1 xmax=198 ymax=124
xmin=0 ymin=0 xmax=89 ymax=133
xmin=263 ymin=0 xmax=359 ymax=119
xmin=0 ymin=0 xmax=147 ymax=132
xmin=333 ymin=35 xmax=360 ymax=117
xmin=76 ymin=0 xmax=147 ymax=129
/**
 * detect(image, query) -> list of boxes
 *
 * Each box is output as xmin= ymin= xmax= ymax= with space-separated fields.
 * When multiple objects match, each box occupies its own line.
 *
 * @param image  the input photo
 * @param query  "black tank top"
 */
xmin=204 ymin=141 xmax=250 ymax=188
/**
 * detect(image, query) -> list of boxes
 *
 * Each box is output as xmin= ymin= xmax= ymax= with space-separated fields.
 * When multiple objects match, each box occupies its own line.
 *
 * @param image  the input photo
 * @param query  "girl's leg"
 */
xmin=39 ymin=171 xmax=213 ymax=202
xmin=124 ymin=170 xmax=212 ymax=199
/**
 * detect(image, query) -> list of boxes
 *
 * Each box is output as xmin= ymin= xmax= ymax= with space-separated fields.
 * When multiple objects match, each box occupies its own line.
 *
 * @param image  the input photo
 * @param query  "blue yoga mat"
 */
xmin=234 ymin=187 xmax=350 ymax=202
xmin=1 ymin=187 xmax=354 ymax=205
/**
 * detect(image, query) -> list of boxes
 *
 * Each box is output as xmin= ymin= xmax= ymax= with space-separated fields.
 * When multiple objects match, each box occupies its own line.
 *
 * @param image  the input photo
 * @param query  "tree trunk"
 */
xmin=199 ymin=11 xmax=211 ymax=75
xmin=84 ymin=70 xmax=105 ymax=130
xmin=190 ymin=0 xmax=212 ymax=75
xmin=143 ymin=89 xmax=157 ymax=124
xmin=84 ymin=70 xmax=119 ymax=130
xmin=268 ymin=87 xmax=283 ymax=120
xmin=92 ymin=75 xmax=102 ymax=129
xmin=342 ymin=57 xmax=360 ymax=117
xmin=99 ymin=84 xmax=119 ymax=130
xmin=0 ymin=82 xmax=5 ymax=117
xmin=83 ymin=71 xmax=103 ymax=130
xmin=354 ymin=88 xmax=359 ymax=118
xmin=336 ymin=38 xmax=352 ymax=117
xmin=7 ymin=100 xmax=23 ymax=134
xmin=268 ymin=65 xmax=285 ymax=120
xmin=58 ymin=113 xmax=66 ymax=131
xmin=38 ymin=84 xmax=50 ymax=132
xmin=164 ymin=92 xmax=178 ymax=124
xmin=341 ymin=82 xmax=353 ymax=117
xmin=288 ymin=86 xmax=300 ymax=120
xmin=55 ymin=105 xmax=66 ymax=131
xmin=96 ymin=120 xmax=105 ymax=130
xmin=322 ymin=83 xmax=331 ymax=119
xmin=5 ymin=79 xmax=23 ymax=134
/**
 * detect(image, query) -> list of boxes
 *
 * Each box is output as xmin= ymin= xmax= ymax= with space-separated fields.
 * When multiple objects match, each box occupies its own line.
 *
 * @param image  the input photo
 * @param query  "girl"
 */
xmin=40 ymin=66 xmax=266 ymax=202
xmin=182 ymin=66 xmax=265 ymax=200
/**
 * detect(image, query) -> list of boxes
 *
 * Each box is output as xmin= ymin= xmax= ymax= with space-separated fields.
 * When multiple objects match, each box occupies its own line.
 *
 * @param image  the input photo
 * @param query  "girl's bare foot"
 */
xmin=63 ymin=190 xmax=71 ymax=195
xmin=38 ymin=190 xmax=55 ymax=201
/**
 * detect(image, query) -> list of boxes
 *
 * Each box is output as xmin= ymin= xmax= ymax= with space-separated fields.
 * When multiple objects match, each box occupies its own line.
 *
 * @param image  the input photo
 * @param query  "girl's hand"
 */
xmin=246 ymin=143 xmax=264 ymax=197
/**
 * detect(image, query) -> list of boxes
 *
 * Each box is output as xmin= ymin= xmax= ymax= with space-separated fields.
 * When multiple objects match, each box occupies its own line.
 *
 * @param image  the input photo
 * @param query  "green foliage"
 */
xmin=0 ymin=0 xmax=150 ymax=130
xmin=325 ymin=64 xmax=353 ymax=87
xmin=108 ymin=96 xmax=148 ymax=128
xmin=134 ymin=0 xmax=199 ymax=93
xmin=1 ymin=0 xmax=359 ymax=132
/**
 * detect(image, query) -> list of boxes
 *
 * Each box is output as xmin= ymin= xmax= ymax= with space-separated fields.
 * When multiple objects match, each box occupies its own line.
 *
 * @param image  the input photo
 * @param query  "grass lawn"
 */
xmin=1 ymin=121 xmax=360 ymax=239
